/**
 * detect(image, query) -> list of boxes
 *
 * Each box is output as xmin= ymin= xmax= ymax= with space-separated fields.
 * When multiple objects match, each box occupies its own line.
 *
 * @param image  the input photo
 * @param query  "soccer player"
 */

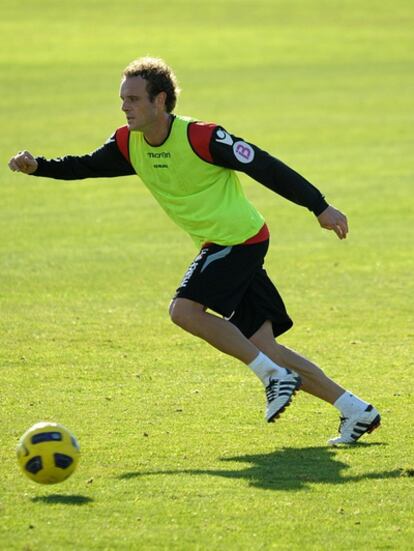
xmin=9 ymin=57 xmax=381 ymax=444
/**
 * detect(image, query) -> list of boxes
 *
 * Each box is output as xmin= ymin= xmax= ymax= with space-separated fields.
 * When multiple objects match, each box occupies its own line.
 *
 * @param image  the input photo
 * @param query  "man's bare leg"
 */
xmin=169 ymin=298 xmax=260 ymax=364
xmin=169 ymin=298 xmax=300 ymax=421
xmin=249 ymin=321 xmax=381 ymax=444
xmin=169 ymin=300 xmax=380 ymax=441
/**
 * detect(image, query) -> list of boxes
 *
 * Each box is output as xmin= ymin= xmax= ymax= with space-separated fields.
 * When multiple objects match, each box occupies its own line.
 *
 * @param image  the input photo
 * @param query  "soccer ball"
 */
xmin=16 ymin=422 xmax=80 ymax=484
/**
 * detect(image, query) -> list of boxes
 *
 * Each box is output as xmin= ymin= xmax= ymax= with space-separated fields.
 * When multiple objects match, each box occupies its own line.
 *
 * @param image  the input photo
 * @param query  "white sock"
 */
xmin=334 ymin=391 xmax=370 ymax=417
xmin=248 ymin=352 xmax=288 ymax=385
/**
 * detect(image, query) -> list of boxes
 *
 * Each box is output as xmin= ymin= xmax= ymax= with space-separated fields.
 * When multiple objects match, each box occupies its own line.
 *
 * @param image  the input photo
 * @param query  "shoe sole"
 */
xmin=267 ymin=378 xmax=302 ymax=423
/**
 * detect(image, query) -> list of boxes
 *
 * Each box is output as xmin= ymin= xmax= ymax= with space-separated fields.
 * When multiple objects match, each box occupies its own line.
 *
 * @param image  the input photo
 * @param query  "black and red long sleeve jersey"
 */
xmin=32 ymin=117 xmax=329 ymax=217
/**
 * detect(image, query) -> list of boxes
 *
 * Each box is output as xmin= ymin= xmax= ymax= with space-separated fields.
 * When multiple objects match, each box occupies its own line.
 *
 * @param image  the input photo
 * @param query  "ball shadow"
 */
xmin=31 ymin=494 xmax=93 ymax=505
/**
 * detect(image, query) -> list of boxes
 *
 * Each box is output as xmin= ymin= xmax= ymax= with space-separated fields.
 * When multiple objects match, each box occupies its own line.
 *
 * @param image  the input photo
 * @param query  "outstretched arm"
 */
xmin=8 ymin=133 xmax=135 ymax=180
xmin=209 ymin=126 xmax=329 ymax=213
xmin=188 ymin=122 xmax=348 ymax=239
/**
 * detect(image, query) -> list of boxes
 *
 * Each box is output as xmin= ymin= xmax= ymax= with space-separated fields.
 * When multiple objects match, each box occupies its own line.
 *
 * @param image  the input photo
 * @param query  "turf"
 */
xmin=1 ymin=1 xmax=413 ymax=549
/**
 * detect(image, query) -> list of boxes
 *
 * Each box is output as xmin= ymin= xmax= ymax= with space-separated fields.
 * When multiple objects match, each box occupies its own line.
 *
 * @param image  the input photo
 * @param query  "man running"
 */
xmin=8 ymin=57 xmax=381 ymax=444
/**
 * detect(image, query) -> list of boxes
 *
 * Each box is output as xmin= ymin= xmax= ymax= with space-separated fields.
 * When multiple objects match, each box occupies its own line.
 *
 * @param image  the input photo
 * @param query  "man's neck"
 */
xmin=144 ymin=113 xmax=173 ymax=146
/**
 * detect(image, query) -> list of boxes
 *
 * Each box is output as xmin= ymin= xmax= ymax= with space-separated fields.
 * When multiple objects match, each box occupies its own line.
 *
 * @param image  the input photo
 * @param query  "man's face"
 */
xmin=120 ymin=76 xmax=160 ymax=131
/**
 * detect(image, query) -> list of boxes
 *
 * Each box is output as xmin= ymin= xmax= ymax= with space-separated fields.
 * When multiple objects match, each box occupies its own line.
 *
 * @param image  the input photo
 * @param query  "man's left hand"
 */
xmin=317 ymin=205 xmax=348 ymax=240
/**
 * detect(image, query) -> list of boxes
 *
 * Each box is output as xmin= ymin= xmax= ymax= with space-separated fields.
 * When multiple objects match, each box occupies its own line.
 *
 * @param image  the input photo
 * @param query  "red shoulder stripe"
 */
xmin=115 ymin=126 xmax=130 ymax=163
xmin=188 ymin=121 xmax=217 ymax=163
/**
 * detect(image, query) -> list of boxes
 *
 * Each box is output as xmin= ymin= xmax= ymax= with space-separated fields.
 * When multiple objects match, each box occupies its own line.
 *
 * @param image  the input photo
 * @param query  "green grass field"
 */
xmin=1 ymin=1 xmax=413 ymax=549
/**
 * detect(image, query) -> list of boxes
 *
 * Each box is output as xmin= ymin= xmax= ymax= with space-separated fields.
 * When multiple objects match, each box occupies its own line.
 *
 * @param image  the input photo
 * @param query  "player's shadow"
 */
xmin=31 ymin=494 xmax=93 ymax=505
xmin=120 ymin=444 xmax=402 ymax=491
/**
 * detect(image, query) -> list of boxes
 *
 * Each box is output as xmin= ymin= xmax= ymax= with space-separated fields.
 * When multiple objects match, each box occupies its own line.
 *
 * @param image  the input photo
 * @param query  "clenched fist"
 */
xmin=8 ymin=151 xmax=38 ymax=174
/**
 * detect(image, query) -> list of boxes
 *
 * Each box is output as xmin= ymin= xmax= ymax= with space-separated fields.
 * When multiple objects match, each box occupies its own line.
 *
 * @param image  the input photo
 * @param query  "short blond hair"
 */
xmin=123 ymin=57 xmax=180 ymax=113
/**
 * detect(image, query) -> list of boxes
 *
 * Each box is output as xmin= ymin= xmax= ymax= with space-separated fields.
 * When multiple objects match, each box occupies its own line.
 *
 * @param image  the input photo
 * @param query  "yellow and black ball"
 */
xmin=17 ymin=422 xmax=80 ymax=484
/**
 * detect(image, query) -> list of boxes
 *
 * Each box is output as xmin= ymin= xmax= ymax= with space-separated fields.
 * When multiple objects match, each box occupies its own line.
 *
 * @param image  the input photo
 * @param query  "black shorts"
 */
xmin=173 ymin=240 xmax=293 ymax=339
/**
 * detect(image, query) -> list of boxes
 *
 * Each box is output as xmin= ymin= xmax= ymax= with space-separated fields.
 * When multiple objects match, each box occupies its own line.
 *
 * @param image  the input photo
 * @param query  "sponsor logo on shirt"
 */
xmin=146 ymin=152 xmax=170 ymax=168
xmin=233 ymin=141 xmax=255 ymax=164
xmin=147 ymin=152 xmax=171 ymax=158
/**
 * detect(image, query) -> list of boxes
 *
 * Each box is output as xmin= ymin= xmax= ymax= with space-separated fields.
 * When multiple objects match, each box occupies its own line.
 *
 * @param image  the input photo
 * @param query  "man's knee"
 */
xmin=169 ymin=299 xmax=185 ymax=327
xmin=169 ymin=298 xmax=204 ymax=330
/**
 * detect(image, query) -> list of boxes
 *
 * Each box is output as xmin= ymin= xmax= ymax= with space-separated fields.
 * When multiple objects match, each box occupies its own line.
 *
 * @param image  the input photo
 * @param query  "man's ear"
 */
xmin=155 ymin=91 xmax=167 ymax=110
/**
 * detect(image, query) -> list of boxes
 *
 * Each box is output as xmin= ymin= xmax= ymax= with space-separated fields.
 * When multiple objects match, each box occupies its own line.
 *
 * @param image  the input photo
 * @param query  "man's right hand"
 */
xmin=8 ymin=151 xmax=38 ymax=174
